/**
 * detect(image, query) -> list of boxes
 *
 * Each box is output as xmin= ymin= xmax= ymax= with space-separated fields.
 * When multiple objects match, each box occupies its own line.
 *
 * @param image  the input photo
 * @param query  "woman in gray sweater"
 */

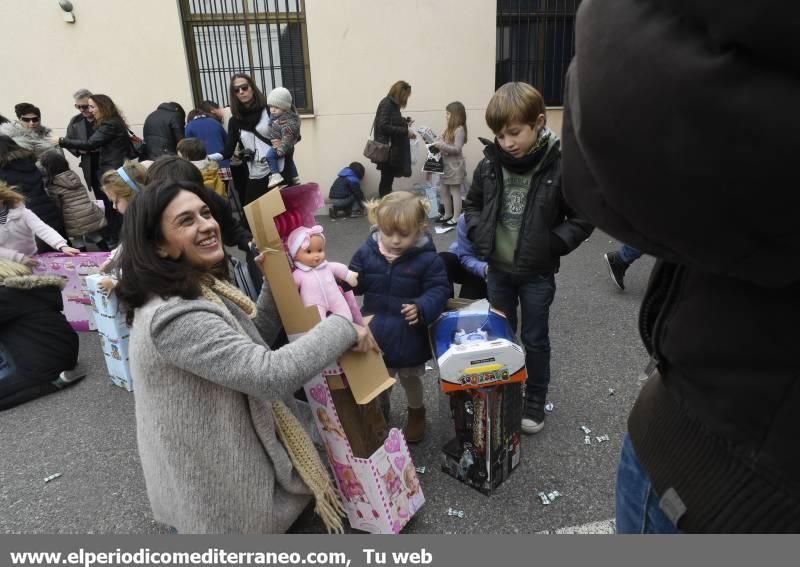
xmin=115 ymin=180 xmax=377 ymax=534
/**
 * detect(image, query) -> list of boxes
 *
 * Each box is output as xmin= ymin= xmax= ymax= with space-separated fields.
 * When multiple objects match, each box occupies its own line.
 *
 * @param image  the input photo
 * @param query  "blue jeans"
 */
xmin=619 ymin=244 xmax=642 ymax=264
xmin=330 ymin=196 xmax=362 ymax=212
xmin=487 ymin=270 xmax=555 ymax=396
xmin=616 ymin=434 xmax=681 ymax=534
xmin=265 ymin=147 xmax=282 ymax=176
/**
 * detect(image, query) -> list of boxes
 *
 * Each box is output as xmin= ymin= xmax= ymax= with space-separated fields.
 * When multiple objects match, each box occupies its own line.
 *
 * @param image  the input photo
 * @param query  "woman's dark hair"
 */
xmin=146 ymin=155 xmax=204 ymax=186
xmin=89 ymin=94 xmax=128 ymax=128
xmin=199 ymin=100 xmax=220 ymax=114
xmin=229 ymin=73 xmax=268 ymax=120
xmin=186 ymin=109 xmax=202 ymax=124
xmin=15 ymin=102 xmax=41 ymax=119
xmin=39 ymin=150 xmax=70 ymax=183
xmin=349 ymin=161 xmax=366 ymax=179
xmin=0 ymin=135 xmax=35 ymax=167
xmin=0 ymin=114 xmax=10 ymax=125
xmin=115 ymin=180 xmax=222 ymax=325
xmin=387 ymin=80 xmax=412 ymax=108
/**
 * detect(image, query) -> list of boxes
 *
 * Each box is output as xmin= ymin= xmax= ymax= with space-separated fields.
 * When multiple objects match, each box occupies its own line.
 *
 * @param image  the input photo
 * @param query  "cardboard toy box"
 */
xmin=430 ymin=299 xmax=527 ymax=393
xmin=86 ymin=274 xmax=133 ymax=391
xmin=245 ymin=184 xmax=424 ymax=533
xmin=32 ymin=252 xmax=111 ymax=331
xmin=441 ymin=383 xmax=522 ymax=495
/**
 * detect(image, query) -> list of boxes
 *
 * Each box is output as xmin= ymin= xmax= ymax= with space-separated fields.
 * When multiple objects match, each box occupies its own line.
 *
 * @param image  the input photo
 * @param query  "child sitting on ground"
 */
xmin=0 ymin=181 xmax=80 ymax=265
xmin=176 ymin=137 xmax=227 ymax=197
xmin=348 ymin=191 xmax=450 ymax=443
xmin=39 ymin=149 xmax=107 ymax=251
xmin=329 ymin=161 xmax=366 ymax=218
xmin=265 ymin=87 xmax=301 ymax=189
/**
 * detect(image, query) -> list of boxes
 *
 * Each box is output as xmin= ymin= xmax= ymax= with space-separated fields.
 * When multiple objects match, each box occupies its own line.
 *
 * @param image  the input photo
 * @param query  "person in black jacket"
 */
xmin=58 ymin=94 xmax=132 ymax=245
xmin=463 ymin=82 xmax=592 ymax=435
xmin=373 ymin=81 xmax=416 ymax=197
xmin=0 ymin=259 xmax=85 ymax=412
xmin=0 ymin=135 xmax=65 ymax=244
xmin=65 ymin=88 xmax=100 ymax=192
xmin=328 ymin=161 xmax=365 ymax=218
xmin=143 ymin=102 xmax=185 ymax=160
xmin=561 ymin=0 xmax=800 ymax=532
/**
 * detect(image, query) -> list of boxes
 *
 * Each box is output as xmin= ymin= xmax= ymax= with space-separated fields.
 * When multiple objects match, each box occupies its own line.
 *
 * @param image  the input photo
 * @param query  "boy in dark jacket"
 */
xmin=349 ymin=191 xmax=449 ymax=442
xmin=463 ymin=82 xmax=592 ymax=434
xmin=329 ymin=161 xmax=366 ymax=218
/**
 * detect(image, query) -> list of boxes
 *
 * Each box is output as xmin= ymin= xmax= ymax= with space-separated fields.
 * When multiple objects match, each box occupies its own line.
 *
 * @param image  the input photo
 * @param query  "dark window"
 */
xmin=179 ymin=0 xmax=313 ymax=114
xmin=496 ymin=0 xmax=581 ymax=106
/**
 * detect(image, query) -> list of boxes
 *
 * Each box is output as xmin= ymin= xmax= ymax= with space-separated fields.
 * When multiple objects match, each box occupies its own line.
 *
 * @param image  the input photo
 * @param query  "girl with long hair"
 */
xmin=432 ymin=101 xmax=468 ymax=225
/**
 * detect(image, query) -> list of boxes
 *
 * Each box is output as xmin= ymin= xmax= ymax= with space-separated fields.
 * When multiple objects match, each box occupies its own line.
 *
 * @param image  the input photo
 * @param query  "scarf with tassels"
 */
xmin=199 ymin=276 xmax=346 ymax=533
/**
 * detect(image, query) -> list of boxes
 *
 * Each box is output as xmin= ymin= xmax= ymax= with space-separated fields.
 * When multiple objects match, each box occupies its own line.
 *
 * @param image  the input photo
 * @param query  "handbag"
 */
xmin=363 ymin=120 xmax=390 ymax=164
xmin=421 ymin=144 xmax=444 ymax=173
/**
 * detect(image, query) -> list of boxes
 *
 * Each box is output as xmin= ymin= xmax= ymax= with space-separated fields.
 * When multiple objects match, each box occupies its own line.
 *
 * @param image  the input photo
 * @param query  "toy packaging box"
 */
xmin=32 ymin=252 xmax=111 ymax=332
xmin=86 ymin=274 xmax=133 ymax=391
xmin=244 ymin=184 xmax=424 ymax=533
xmin=431 ymin=299 xmax=526 ymax=494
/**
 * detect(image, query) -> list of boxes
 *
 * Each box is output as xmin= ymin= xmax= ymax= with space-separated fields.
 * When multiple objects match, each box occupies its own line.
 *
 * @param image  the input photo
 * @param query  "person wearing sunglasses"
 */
xmin=65 ymin=89 xmax=102 ymax=194
xmin=208 ymin=73 xmax=299 ymax=207
xmin=0 ymin=103 xmax=59 ymax=160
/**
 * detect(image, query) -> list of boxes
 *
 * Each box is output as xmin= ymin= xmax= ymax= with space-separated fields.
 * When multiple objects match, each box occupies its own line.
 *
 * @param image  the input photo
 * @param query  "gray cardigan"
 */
xmin=129 ymin=283 xmax=357 ymax=533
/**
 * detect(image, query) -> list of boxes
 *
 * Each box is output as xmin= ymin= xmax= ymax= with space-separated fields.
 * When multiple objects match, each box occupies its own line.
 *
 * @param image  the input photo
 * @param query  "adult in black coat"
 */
xmin=59 ymin=94 xmax=132 ymax=244
xmin=65 ymin=88 xmax=100 ymax=191
xmin=0 ymin=260 xmax=83 ymax=412
xmin=143 ymin=102 xmax=186 ymax=160
xmin=373 ymin=81 xmax=416 ymax=197
xmin=561 ymin=0 xmax=800 ymax=532
xmin=0 ymin=136 xmax=65 ymax=241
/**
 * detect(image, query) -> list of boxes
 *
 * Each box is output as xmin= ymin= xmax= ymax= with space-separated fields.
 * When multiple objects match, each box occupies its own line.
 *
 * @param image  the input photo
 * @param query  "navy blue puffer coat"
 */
xmin=349 ymin=229 xmax=449 ymax=368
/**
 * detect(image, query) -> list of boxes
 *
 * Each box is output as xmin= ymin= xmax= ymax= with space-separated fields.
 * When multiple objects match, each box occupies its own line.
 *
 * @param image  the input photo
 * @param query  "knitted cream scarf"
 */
xmin=199 ymin=276 xmax=346 ymax=533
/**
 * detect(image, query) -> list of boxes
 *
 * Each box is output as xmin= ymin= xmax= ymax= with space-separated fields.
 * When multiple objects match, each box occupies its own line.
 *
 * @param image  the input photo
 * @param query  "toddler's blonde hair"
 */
xmin=365 ymin=191 xmax=428 ymax=235
xmin=0 ymin=181 xmax=25 ymax=208
xmin=100 ymin=160 xmax=147 ymax=201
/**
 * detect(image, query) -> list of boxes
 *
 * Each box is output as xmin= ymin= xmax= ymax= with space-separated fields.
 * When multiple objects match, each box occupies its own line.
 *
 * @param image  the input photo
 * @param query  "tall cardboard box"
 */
xmin=86 ymin=274 xmax=133 ymax=391
xmin=245 ymin=184 xmax=425 ymax=533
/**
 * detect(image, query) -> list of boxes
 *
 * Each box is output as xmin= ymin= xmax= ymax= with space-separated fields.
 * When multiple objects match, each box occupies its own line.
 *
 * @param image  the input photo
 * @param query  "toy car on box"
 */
xmin=430 ymin=299 xmax=527 ymax=393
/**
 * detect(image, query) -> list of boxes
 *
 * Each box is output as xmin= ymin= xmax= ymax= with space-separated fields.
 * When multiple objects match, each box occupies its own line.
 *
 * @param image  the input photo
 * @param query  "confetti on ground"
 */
xmin=580 ymin=425 xmax=592 ymax=434
xmin=544 ymin=402 xmax=554 ymax=413
xmin=446 ymin=507 xmax=465 ymax=518
xmin=44 ymin=473 xmax=62 ymax=484
xmin=415 ymin=466 xmax=426 ymax=474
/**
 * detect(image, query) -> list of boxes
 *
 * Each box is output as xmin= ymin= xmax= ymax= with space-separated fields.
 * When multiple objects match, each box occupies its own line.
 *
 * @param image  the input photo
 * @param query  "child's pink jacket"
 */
xmin=292 ymin=261 xmax=356 ymax=321
xmin=0 ymin=206 xmax=67 ymax=262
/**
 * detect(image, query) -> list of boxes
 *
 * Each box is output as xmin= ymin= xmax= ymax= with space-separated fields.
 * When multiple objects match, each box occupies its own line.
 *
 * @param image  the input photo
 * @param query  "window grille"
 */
xmin=179 ymin=0 xmax=313 ymax=113
xmin=496 ymin=0 xmax=581 ymax=106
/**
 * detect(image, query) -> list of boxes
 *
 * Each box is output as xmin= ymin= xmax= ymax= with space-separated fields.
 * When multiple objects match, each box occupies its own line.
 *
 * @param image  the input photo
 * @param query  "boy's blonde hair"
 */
xmin=485 ymin=82 xmax=546 ymax=134
xmin=100 ymin=160 xmax=147 ymax=201
xmin=365 ymin=191 xmax=428 ymax=235
xmin=0 ymin=181 xmax=25 ymax=208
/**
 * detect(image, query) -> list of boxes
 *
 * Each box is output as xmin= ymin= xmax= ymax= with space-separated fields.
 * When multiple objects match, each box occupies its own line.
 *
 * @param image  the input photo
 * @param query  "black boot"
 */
xmin=604 ymin=251 xmax=630 ymax=291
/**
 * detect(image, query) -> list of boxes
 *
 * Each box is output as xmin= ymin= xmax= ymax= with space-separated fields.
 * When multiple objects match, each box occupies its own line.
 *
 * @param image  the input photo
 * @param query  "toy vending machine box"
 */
xmin=431 ymin=299 xmax=526 ymax=494
xmin=244 ymin=184 xmax=424 ymax=533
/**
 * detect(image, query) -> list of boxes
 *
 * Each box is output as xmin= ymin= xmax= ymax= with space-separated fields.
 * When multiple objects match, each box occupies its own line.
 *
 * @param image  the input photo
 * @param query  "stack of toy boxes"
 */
xmin=430 ymin=299 xmax=526 ymax=494
xmin=86 ymin=274 xmax=132 ymax=391
xmin=32 ymin=252 xmax=110 ymax=331
xmin=244 ymin=184 xmax=425 ymax=533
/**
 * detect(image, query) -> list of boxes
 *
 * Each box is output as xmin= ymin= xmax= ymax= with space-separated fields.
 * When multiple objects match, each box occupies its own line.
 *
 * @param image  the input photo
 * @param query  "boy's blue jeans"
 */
xmin=616 ymin=434 xmax=681 ymax=534
xmin=487 ymin=269 xmax=555 ymax=397
xmin=265 ymin=147 xmax=282 ymax=176
xmin=330 ymin=196 xmax=363 ymax=212
xmin=619 ymin=244 xmax=642 ymax=264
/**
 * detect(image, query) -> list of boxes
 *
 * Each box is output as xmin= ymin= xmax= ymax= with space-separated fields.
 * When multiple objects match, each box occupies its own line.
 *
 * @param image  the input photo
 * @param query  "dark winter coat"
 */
xmin=349 ymin=230 xmax=449 ymax=368
xmin=59 ymin=116 xmax=133 ymax=174
xmin=65 ymin=114 xmax=99 ymax=189
xmin=0 ymin=273 xmax=78 ymax=407
xmin=205 ymin=187 xmax=252 ymax=251
xmin=561 ymin=0 xmax=800 ymax=532
xmin=329 ymin=167 xmax=365 ymax=202
xmin=374 ymin=96 xmax=411 ymax=177
xmin=46 ymin=170 xmax=106 ymax=237
xmin=0 ymin=151 xmax=65 ymax=237
xmin=463 ymin=138 xmax=592 ymax=274
xmin=143 ymin=103 xmax=185 ymax=159
xmin=185 ymin=115 xmax=228 ymax=168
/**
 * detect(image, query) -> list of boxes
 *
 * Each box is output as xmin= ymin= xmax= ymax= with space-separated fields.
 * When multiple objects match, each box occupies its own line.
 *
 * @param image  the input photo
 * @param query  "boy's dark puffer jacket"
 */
xmin=349 ymin=230 xmax=449 ymax=368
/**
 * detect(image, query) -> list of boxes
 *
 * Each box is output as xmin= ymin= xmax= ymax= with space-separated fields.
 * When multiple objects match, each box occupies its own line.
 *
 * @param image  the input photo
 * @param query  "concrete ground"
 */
xmin=0 ymin=208 xmax=654 ymax=534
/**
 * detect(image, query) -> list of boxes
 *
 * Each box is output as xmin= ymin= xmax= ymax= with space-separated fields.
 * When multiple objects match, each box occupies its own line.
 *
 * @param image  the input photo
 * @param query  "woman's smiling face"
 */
xmin=158 ymin=190 xmax=224 ymax=269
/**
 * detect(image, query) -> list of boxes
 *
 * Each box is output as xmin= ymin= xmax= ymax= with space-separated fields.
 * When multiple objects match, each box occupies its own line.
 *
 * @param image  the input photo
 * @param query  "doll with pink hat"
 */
xmin=287 ymin=225 xmax=359 ymax=322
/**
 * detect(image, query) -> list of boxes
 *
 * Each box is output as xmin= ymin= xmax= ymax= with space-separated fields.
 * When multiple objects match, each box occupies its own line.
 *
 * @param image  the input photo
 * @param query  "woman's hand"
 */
xmin=401 ymin=303 xmax=419 ymax=325
xmin=59 ymin=246 xmax=81 ymax=256
xmin=271 ymin=138 xmax=281 ymax=148
xmin=21 ymin=255 xmax=39 ymax=268
xmin=97 ymin=277 xmax=116 ymax=295
xmin=254 ymin=251 xmax=267 ymax=275
xmin=350 ymin=323 xmax=381 ymax=354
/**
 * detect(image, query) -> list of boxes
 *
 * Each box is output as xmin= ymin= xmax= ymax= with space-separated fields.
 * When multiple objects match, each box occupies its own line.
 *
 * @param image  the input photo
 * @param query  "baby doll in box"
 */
xmin=287 ymin=225 xmax=387 ymax=458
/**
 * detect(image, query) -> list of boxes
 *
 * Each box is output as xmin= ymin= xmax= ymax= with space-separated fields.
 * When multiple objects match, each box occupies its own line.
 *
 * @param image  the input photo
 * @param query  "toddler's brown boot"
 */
xmin=404 ymin=406 xmax=426 ymax=443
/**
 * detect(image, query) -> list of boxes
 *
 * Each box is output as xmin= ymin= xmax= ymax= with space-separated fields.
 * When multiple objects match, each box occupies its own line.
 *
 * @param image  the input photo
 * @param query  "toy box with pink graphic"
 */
xmin=304 ymin=374 xmax=425 ymax=534
xmin=32 ymin=252 xmax=111 ymax=331
xmin=86 ymin=274 xmax=133 ymax=391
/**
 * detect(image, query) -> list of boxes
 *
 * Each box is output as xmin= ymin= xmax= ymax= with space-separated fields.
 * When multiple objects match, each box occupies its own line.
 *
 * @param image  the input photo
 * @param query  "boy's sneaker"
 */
xmin=349 ymin=209 xmax=365 ymax=218
xmin=604 ymin=251 xmax=630 ymax=291
xmin=53 ymin=365 xmax=87 ymax=389
xmin=267 ymin=173 xmax=285 ymax=189
xmin=521 ymin=393 xmax=546 ymax=434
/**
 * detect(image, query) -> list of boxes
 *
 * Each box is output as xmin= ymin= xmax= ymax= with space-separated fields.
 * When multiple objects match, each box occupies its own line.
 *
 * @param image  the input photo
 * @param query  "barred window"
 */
xmin=179 ymin=0 xmax=313 ymax=113
xmin=496 ymin=0 xmax=581 ymax=106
